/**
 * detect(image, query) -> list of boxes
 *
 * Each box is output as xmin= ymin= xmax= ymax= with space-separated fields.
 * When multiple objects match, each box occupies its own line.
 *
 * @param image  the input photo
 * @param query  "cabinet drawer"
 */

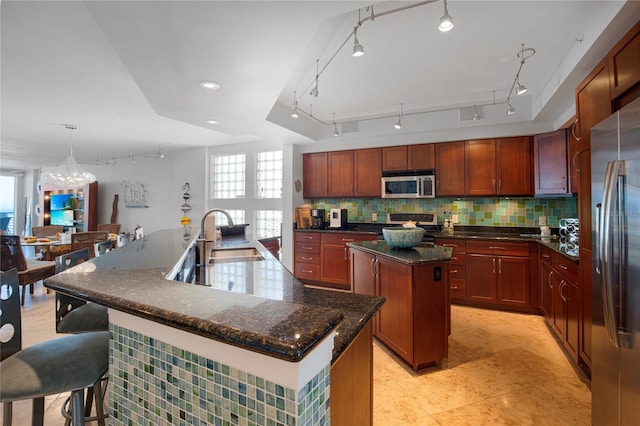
xmin=294 ymin=262 xmax=320 ymax=281
xmin=553 ymin=252 xmax=578 ymax=282
xmin=295 ymin=242 xmax=320 ymax=254
xmin=540 ymin=246 xmax=554 ymax=265
xmin=295 ymin=252 xmax=320 ymax=264
xmin=450 ymin=277 xmax=466 ymax=299
xmin=295 ymin=232 xmax=321 ymax=243
xmin=436 ymin=238 xmax=466 ymax=260
xmin=321 ymin=233 xmax=374 ymax=245
xmin=449 ymin=264 xmax=466 ymax=279
xmin=466 ymin=240 xmax=529 ymax=257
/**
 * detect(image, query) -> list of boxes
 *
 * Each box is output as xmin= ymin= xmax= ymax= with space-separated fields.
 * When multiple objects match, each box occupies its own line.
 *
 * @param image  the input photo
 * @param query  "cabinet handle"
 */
xmin=549 ymin=270 xmax=554 ymax=289
xmin=451 ymin=286 xmax=459 ymax=290
xmin=498 ymin=179 xmax=501 ymax=193
xmin=302 ymin=246 xmax=313 ymax=250
xmin=559 ymin=264 xmax=568 ymax=270
xmin=342 ymin=238 xmax=354 ymax=242
xmin=370 ymin=258 xmax=376 ymax=278
xmin=302 ymin=269 xmax=313 ymax=274
xmin=489 ymin=246 xmax=505 ymax=250
xmin=302 ymin=236 xmax=314 ymax=240
xmin=443 ymin=244 xmax=457 ymax=248
xmin=498 ymin=258 xmax=502 ymax=274
xmin=542 ymin=253 xmax=551 ymax=259
xmin=344 ymin=247 xmax=348 ymax=260
xmin=571 ymin=118 xmax=581 ymax=141
xmin=451 ymin=269 xmax=458 ymax=273
xmin=560 ymin=281 xmax=568 ymax=302
xmin=492 ymin=178 xmax=496 ymax=191
xmin=302 ymin=256 xmax=313 ymax=260
xmin=451 ymin=256 xmax=458 ymax=261
xmin=572 ymin=151 xmax=581 ymax=173
xmin=492 ymin=258 xmax=496 ymax=274
xmin=562 ymin=176 xmax=566 ymax=191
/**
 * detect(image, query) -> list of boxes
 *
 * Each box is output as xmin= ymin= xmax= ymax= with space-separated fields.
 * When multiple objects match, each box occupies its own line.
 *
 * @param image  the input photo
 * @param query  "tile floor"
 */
xmin=2 ymin=284 xmax=591 ymax=425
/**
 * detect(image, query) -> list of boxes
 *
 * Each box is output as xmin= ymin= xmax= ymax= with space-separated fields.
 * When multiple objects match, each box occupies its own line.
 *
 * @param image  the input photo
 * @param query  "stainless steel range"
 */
xmin=386 ymin=212 xmax=438 ymax=243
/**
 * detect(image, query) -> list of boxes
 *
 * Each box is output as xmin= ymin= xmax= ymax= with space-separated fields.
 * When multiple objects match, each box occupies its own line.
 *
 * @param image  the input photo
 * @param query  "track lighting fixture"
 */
xmin=438 ymin=0 xmax=454 ymax=32
xmin=394 ymin=103 xmax=403 ymax=129
xmin=473 ymin=105 xmax=480 ymax=121
xmin=352 ymin=28 xmax=364 ymax=57
xmin=332 ymin=113 xmax=339 ymax=137
xmin=310 ymin=59 xmax=319 ymax=97
xmin=515 ymin=79 xmax=527 ymax=95
xmin=507 ymin=103 xmax=516 ymax=115
xmin=291 ymin=90 xmax=299 ymax=118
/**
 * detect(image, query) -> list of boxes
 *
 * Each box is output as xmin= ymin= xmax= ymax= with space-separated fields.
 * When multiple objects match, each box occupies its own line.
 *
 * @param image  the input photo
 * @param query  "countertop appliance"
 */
xmin=329 ymin=208 xmax=348 ymax=229
xmin=381 ymin=170 xmax=435 ymax=198
xmin=311 ymin=209 xmax=326 ymax=229
xmin=591 ymin=97 xmax=640 ymax=425
xmin=386 ymin=212 xmax=438 ymax=243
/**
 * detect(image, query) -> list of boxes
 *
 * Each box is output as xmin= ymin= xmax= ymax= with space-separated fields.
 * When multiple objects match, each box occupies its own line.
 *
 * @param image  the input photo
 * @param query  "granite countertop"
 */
xmin=44 ymin=228 xmax=384 ymax=363
xmin=347 ymin=240 xmax=452 ymax=264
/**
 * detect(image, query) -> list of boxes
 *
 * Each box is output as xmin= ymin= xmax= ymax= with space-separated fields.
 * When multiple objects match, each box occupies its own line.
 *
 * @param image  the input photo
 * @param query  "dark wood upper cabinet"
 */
xmin=407 ymin=143 xmax=435 ymax=170
xmin=328 ymin=150 xmax=354 ymax=197
xmin=303 ymin=152 xmax=328 ymax=198
xmin=608 ymin=20 xmax=640 ymax=101
xmin=354 ymin=148 xmax=382 ymax=197
xmin=465 ymin=139 xmax=497 ymax=196
xmin=496 ymin=136 xmax=532 ymax=196
xmin=575 ymin=58 xmax=611 ymax=144
xmin=534 ymin=130 xmax=568 ymax=195
xmin=435 ymin=141 xmax=465 ymax=196
xmin=382 ymin=146 xmax=407 ymax=171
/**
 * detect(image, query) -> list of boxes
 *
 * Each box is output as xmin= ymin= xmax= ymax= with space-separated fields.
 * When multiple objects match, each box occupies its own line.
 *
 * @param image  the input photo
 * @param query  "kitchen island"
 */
xmin=44 ymin=228 xmax=384 ymax=426
xmin=348 ymin=241 xmax=452 ymax=370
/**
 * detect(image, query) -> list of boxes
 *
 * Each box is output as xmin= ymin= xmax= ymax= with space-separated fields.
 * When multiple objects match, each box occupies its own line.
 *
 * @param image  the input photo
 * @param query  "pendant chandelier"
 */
xmin=41 ymin=124 xmax=96 ymax=189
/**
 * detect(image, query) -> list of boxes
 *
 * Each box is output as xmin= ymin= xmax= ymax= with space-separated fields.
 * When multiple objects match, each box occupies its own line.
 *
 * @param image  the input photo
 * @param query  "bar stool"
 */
xmin=0 ymin=269 xmax=108 ymax=426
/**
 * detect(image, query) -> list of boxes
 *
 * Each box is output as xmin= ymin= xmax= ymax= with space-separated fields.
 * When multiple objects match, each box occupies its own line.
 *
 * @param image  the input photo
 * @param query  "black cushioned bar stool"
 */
xmin=0 ymin=269 xmax=109 ymax=426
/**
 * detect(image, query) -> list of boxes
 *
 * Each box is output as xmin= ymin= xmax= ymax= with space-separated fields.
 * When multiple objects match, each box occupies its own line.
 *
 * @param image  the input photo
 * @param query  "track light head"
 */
xmin=394 ymin=117 xmax=402 ymax=130
xmin=438 ymin=0 xmax=454 ymax=32
xmin=332 ymin=113 xmax=339 ymax=136
xmin=473 ymin=105 xmax=480 ymax=121
xmin=516 ymin=80 xmax=527 ymax=95
xmin=310 ymin=84 xmax=318 ymax=97
xmin=507 ymin=103 xmax=516 ymax=115
xmin=291 ymin=106 xmax=299 ymax=118
xmin=352 ymin=31 xmax=364 ymax=57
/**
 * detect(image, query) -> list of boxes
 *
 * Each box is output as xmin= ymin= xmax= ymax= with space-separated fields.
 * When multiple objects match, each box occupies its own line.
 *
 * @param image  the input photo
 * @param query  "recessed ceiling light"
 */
xmin=205 ymin=119 xmax=219 ymax=124
xmin=200 ymin=81 xmax=220 ymax=90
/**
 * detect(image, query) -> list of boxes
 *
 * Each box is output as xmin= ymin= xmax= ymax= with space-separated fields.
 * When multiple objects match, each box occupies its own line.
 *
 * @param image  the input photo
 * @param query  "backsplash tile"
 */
xmin=307 ymin=197 xmax=577 ymax=228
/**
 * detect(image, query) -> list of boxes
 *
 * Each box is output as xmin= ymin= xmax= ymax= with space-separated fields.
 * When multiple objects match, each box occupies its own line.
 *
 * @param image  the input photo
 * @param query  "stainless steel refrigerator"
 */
xmin=591 ymin=96 xmax=640 ymax=425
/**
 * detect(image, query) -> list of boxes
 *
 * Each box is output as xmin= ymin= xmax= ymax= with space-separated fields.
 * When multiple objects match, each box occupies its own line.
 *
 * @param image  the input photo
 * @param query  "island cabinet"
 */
xmin=382 ymin=144 xmax=435 ymax=171
xmin=465 ymin=240 xmax=530 ymax=308
xmin=434 ymin=238 xmax=466 ymax=299
xmin=350 ymin=248 xmax=449 ymax=370
xmin=293 ymin=231 xmax=321 ymax=282
xmin=534 ymin=129 xmax=569 ymax=195
xmin=435 ymin=141 xmax=465 ymax=196
xmin=465 ymin=137 xmax=533 ymax=196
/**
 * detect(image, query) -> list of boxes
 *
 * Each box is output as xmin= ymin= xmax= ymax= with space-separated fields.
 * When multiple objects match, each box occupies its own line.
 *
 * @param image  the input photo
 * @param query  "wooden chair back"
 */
xmin=0 ymin=268 xmax=22 ymax=361
xmin=71 ymin=232 xmax=109 ymax=258
xmin=97 ymin=224 xmax=121 ymax=234
xmin=0 ymin=236 xmax=28 ymax=272
xmin=31 ymin=225 xmax=64 ymax=238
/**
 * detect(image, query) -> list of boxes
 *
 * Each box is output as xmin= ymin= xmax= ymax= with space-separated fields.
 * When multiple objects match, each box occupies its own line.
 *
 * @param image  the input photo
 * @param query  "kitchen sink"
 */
xmin=208 ymin=247 xmax=264 ymax=264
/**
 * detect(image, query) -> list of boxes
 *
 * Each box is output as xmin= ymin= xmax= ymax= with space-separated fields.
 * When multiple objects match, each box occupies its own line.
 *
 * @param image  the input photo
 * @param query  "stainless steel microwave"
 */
xmin=381 ymin=171 xmax=435 ymax=198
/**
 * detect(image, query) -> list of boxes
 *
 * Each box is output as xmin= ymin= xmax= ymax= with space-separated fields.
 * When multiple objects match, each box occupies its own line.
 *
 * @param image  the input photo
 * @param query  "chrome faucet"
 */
xmin=197 ymin=209 xmax=234 ymax=265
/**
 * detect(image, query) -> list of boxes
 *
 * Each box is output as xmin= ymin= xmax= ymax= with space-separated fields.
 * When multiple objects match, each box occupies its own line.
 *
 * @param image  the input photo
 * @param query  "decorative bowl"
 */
xmin=382 ymin=227 xmax=425 ymax=248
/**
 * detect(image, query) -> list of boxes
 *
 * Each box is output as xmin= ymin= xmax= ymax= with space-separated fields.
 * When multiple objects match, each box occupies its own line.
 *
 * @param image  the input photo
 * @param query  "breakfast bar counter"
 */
xmin=44 ymin=228 xmax=384 ymax=425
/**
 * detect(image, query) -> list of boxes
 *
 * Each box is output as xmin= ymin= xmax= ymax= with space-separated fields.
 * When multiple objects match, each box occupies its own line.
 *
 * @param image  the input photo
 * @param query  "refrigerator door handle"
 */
xmin=595 ymin=203 xmax=602 ymax=275
xmin=600 ymin=160 xmax=621 ymax=347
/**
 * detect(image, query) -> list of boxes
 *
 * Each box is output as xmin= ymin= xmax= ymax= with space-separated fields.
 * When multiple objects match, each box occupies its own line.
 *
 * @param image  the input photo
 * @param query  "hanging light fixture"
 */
xmin=352 ymin=27 xmax=365 ymax=57
xmin=515 ymin=79 xmax=527 ymax=95
xmin=505 ymin=44 xmax=535 ymax=116
xmin=507 ymin=103 xmax=516 ymax=115
xmin=332 ymin=113 xmax=339 ymax=137
xmin=291 ymin=90 xmax=299 ymax=118
xmin=438 ymin=0 xmax=454 ymax=32
xmin=310 ymin=59 xmax=319 ymax=97
xmin=394 ymin=103 xmax=403 ymax=129
xmin=41 ymin=125 xmax=96 ymax=189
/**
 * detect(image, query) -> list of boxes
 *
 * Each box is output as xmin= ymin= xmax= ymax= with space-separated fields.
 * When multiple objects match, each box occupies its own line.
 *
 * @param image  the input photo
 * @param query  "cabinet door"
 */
xmin=608 ymin=20 xmax=640 ymax=100
xmin=320 ymin=244 xmax=351 ymax=288
xmin=534 ymin=130 xmax=568 ymax=195
xmin=579 ymin=247 xmax=592 ymax=368
xmin=575 ymin=58 xmax=611 ymax=143
xmin=350 ymin=249 xmax=376 ymax=296
xmin=354 ymin=148 xmax=381 ymax=197
xmin=407 ymin=143 xmax=435 ymax=170
xmin=566 ymin=279 xmax=580 ymax=362
xmin=497 ymin=255 xmax=529 ymax=307
xmin=382 ymin=146 xmax=407 ymax=171
xmin=328 ymin=150 xmax=354 ymax=196
xmin=376 ymin=256 xmax=413 ymax=363
xmin=540 ymin=262 xmax=553 ymax=320
xmin=465 ymin=254 xmax=497 ymax=302
xmin=497 ymin=137 xmax=533 ymax=196
xmin=303 ymin=153 xmax=328 ymax=198
xmin=578 ymin=147 xmax=592 ymax=251
xmin=465 ymin=139 xmax=496 ymax=195
xmin=435 ymin=141 xmax=465 ymax=196
xmin=552 ymin=274 xmax=567 ymax=339
xmin=568 ymin=126 xmax=581 ymax=194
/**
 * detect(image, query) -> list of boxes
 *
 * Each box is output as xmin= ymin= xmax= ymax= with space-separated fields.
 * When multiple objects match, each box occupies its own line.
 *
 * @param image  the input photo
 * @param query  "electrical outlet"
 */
xmin=372 ymin=213 xmax=377 ymax=222
xmin=452 ymin=214 xmax=458 ymax=223
xmin=539 ymin=216 xmax=547 ymax=226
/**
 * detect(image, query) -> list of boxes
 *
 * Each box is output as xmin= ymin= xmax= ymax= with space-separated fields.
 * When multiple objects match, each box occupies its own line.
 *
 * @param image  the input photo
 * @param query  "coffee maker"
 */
xmin=329 ymin=208 xmax=348 ymax=229
xmin=311 ymin=209 xmax=326 ymax=229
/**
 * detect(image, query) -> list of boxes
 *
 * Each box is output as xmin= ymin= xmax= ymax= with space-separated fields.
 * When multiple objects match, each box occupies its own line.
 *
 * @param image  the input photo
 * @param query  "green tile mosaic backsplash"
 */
xmin=109 ymin=325 xmax=331 ymax=426
xmin=308 ymin=197 xmax=577 ymax=228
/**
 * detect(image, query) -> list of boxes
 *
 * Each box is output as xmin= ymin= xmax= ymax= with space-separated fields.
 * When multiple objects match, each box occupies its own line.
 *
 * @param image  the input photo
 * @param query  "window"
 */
xmin=211 ymin=154 xmax=245 ymax=199
xmin=256 ymin=210 xmax=282 ymax=239
xmin=217 ymin=209 xmax=245 ymax=227
xmin=0 ymin=176 xmax=16 ymax=234
xmin=256 ymin=151 xmax=282 ymax=199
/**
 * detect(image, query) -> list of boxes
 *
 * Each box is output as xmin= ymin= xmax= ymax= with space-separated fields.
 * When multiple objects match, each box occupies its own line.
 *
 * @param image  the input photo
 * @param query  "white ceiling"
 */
xmin=2 ymin=1 xmax=639 ymax=171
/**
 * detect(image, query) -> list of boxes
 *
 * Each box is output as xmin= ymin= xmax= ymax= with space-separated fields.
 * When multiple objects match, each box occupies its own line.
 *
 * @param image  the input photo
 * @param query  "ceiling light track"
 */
xmin=505 ymin=43 xmax=536 ymax=115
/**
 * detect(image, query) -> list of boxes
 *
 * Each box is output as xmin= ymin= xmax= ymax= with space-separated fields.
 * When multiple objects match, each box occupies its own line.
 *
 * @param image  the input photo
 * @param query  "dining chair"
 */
xmin=96 ymin=223 xmax=120 ymax=234
xmin=93 ymin=239 xmax=113 ymax=257
xmin=31 ymin=225 xmax=64 ymax=238
xmin=0 ymin=235 xmax=56 ymax=306
xmin=70 ymin=232 xmax=108 ymax=258
xmin=0 ymin=268 xmax=109 ymax=426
